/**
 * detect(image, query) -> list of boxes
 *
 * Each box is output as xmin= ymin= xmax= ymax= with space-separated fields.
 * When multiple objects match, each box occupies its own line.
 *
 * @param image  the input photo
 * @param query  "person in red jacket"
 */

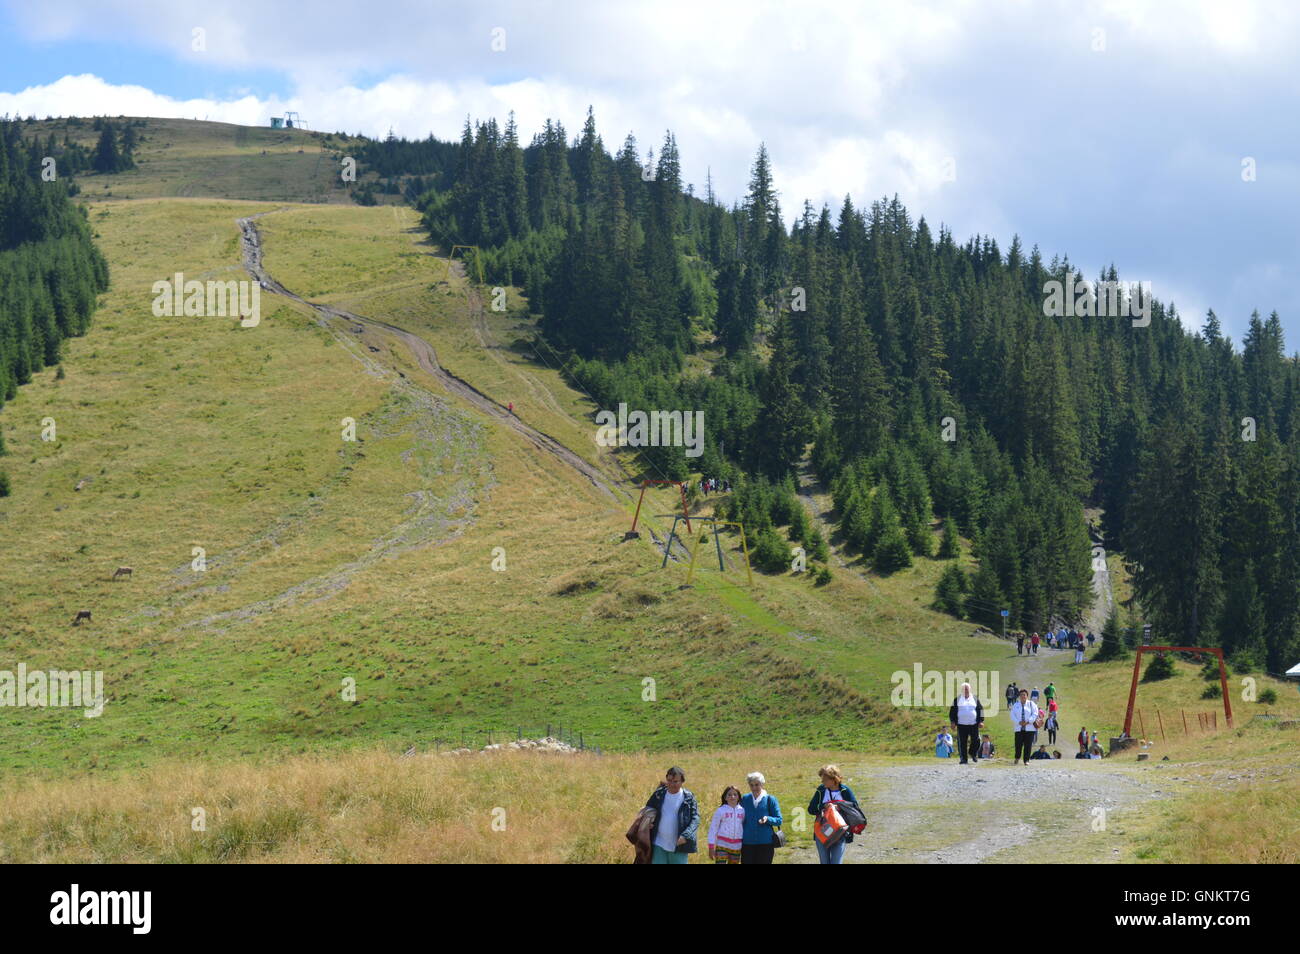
xmin=1030 ymin=631 xmax=1040 ymax=654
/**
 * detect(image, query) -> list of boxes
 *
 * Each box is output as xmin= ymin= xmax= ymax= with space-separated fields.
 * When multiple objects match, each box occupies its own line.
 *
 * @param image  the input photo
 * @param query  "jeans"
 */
xmin=1014 ymin=730 xmax=1037 ymax=763
xmin=815 ymin=837 xmax=846 ymax=864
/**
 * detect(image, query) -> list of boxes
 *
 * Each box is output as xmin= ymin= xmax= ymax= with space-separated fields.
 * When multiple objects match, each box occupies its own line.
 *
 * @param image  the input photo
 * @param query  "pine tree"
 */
xmin=92 ymin=122 xmax=121 ymax=173
xmin=938 ymin=519 xmax=960 ymax=559
xmin=1094 ymin=605 xmax=1129 ymax=660
xmin=753 ymin=313 xmax=809 ymax=476
xmin=934 ymin=563 xmax=967 ymax=616
xmin=965 ymin=563 xmax=1004 ymax=630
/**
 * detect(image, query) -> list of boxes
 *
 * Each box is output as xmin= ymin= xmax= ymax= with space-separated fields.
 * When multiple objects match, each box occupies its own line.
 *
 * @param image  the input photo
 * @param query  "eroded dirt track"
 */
xmin=237 ymin=213 xmax=617 ymax=499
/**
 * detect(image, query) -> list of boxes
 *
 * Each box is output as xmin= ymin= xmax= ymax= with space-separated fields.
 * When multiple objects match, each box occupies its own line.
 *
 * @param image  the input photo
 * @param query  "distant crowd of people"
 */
xmin=629 ymin=765 xmax=865 ymax=864
xmin=1013 ymin=627 xmax=1095 ymax=661
xmin=699 ymin=477 xmax=731 ymax=496
xmin=937 ymin=679 xmax=1105 ymax=764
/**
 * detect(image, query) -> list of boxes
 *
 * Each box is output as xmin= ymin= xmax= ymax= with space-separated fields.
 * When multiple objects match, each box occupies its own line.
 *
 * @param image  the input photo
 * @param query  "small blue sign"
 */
xmin=1000 ymin=609 xmax=1009 ymax=617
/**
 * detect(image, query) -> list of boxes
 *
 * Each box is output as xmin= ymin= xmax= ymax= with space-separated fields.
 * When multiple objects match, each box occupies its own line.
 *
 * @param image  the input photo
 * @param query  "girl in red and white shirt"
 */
xmin=707 ymin=786 xmax=745 ymax=864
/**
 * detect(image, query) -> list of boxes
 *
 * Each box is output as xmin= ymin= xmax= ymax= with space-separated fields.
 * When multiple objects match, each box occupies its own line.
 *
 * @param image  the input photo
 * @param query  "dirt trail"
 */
xmin=237 ymin=213 xmax=618 ymax=500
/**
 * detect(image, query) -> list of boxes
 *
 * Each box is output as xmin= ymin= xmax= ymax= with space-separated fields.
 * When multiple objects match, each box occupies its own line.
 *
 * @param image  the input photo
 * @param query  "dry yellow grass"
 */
xmin=1136 ymin=776 xmax=1300 ymax=863
xmin=0 ymin=747 xmax=841 ymax=864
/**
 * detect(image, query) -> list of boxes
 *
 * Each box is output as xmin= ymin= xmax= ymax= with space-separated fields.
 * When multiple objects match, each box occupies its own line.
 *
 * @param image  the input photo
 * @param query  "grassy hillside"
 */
xmin=1 ymin=118 xmax=1296 ymax=864
xmin=2 ymin=194 xmax=989 ymax=774
xmin=24 ymin=116 xmax=365 ymax=203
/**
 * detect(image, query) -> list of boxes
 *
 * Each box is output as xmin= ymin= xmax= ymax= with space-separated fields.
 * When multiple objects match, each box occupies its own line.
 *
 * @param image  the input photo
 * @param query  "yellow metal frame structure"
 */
xmin=686 ymin=520 xmax=753 ymax=587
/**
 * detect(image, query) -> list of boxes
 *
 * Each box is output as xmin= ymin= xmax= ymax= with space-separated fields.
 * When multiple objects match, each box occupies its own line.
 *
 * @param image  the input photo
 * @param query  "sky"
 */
xmin=1 ymin=0 xmax=1297 ymax=346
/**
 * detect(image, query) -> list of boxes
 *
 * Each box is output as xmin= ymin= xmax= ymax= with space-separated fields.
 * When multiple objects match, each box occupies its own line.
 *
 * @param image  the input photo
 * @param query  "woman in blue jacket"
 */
xmin=739 ymin=771 xmax=782 ymax=864
xmin=807 ymin=765 xmax=860 ymax=865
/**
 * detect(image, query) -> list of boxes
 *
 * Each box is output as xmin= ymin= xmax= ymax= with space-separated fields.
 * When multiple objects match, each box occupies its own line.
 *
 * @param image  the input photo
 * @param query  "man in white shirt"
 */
xmin=646 ymin=767 xmax=699 ymax=863
xmin=1009 ymin=688 xmax=1040 ymax=764
xmin=947 ymin=681 xmax=985 ymax=764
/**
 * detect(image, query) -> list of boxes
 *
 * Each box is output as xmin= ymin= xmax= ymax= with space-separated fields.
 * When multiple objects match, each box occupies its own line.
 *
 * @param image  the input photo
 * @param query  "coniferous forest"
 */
xmin=357 ymin=110 xmax=1300 ymax=673
xmin=0 ymin=117 xmax=110 ymax=411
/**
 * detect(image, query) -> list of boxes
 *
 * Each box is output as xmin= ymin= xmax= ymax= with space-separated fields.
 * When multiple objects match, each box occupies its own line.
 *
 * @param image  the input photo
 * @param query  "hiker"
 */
xmin=1077 ymin=727 xmax=1088 ymax=754
xmin=1016 ymin=632 xmax=1025 ymax=655
xmin=979 ymin=734 xmax=996 ymax=758
xmin=1091 ymin=731 xmax=1100 ymax=750
xmin=645 ymin=767 xmax=700 ymax=864
xmin=1089 ymin=741 xmax=1104 ymax=759
xmin=807 ymin=765 xmax=861 ymax=865
xmin=1074 ymin=643 xmax=1085 ymax=665
xmin=1010 ymin=689 xmax=1040 ymax=764
xmin=1030 ymin=686 xmax=1040 ymax=704
xmin=507 ymin=402 xmax=514 ymax=415
xmin=739 ymin=772 xmax=782 ymax=864
xmin=1045 ymin=711 xmax=1059 ymax=745
xmin=1005 ymin=681 xmax=1018 ymax=709
xmin=1087 ymin=631 xmax=1096 ymax=647
xmin=948 ymin=681 xmax=985 ymax=764
xmin=934 ymin=726 xmax=954 ymax=758
xmin=1044 ymin=682 xmax=1056 ymax=705
xmin=706 ymin=786 xmax=745 ymax=864
xmin=1051 ymin=750 xmax=1062 ymax=759
xmin=1030 ymin=744 xmax=1052 ymax=760
xmin=1031 ymin=631 xmax=1040 ymax=654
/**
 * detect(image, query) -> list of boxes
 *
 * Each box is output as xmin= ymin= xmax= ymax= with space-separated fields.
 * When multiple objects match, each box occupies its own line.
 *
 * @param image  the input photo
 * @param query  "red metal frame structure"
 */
xmin=630 ymin=480 xmax=691 ymax=534
xmin=1123 ymin=645 xmax=1233 ymax=736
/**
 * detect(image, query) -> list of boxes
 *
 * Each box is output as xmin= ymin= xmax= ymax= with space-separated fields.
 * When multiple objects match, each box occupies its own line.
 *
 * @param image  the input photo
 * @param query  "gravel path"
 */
xmin=784 ymin=757 xmax=1186 ymax=864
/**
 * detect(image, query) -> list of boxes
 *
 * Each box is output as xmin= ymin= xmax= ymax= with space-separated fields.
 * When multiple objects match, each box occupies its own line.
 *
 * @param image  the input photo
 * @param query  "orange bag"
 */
xmin=815 ymin=801 xmax=848 ymax=845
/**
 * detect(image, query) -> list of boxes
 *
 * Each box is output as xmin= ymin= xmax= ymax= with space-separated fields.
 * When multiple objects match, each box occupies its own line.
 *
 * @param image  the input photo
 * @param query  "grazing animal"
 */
xmin=73 ymin=610 xmax=91 ymax=626
xmin=112 ymin=566 xmax=133 ymax=581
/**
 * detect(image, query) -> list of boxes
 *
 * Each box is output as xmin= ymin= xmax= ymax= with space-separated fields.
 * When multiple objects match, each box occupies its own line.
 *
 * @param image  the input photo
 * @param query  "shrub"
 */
xmin=809 ymin=526 xmax=830 ymax=563
xmin=1141 ymin=653 xmax=1175 ymax=683
xmin=751 ymin=527 xmax=790 ymax=573
xmin=815 ymin=565 xmax=832 ymax=586
xmin=1201 ymin=683 xmax=1221 ymax=699
xmin=1258 ymin=688 xmax=1277 ymax=705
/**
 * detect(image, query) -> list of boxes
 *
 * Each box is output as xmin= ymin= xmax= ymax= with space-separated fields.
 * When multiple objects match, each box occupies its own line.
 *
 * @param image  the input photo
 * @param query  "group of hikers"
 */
xmin=1014 ymin=628 xmax=1094 ymax=663
xmin=629 ymin=765 xmax=866 ymax=864
xmin=699 ymin=477 xmax=731 ymax=496
xmin=937 ymin=680 xmax=1106 ymax=764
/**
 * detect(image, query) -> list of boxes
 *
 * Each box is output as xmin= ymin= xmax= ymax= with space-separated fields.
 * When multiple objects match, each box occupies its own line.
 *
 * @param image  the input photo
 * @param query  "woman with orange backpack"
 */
xmin=807 ymin=765 xmax=863 ymax=864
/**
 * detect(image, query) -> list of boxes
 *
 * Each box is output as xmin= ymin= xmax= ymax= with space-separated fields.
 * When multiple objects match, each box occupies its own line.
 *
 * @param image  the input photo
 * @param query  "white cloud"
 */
xmin=3 ymin=0 xmax=1298 ymax=334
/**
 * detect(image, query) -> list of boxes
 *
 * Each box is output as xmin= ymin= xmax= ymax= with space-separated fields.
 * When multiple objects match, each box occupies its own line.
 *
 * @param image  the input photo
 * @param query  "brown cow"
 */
xmin=112 ymin=566 xmax=133 ymax=581
xmin=72 ymin=610 xmax=91 ymax=626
